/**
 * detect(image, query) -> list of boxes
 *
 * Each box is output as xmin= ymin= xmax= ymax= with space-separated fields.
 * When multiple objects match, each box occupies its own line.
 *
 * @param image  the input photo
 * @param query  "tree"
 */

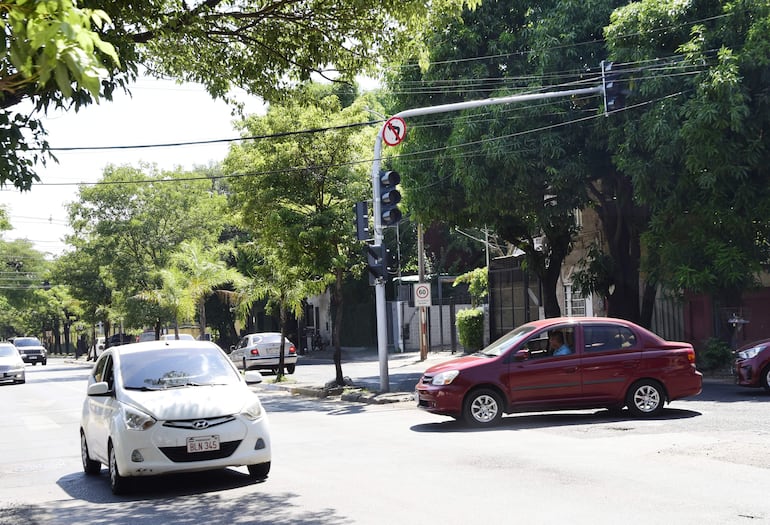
xmin=454 ymin=267 xmax=488 ymax=308
xmin=236 ymin=242 xmax=328 ymax=382
xmin=65 ymin=164 xmax=232 ymax=332
xmin=84 ymin=0 xmax=473 ymax=104
xmin=387 ymin=0 xmax=618 ymax=318
xmin=139 ymin=267 xmax=195 ymax=339
xmin=1 ymin=0 xmax=120 ymax=189
xmin=604 ymin=0 xmax=770 ymax=308
xmin=168 ymin=239 xmax=246 ymax=338
xmin=3 ymin=0 xmax=475 ymax=189
xmin=225 ymin=84 xmax=377 ymax=385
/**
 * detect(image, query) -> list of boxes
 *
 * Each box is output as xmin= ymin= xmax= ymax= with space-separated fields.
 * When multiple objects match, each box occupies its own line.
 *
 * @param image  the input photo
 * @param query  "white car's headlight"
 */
xmin=241 ymin=398 xmax=264 ymax=421
xmin=431 ymin=370 xmax=460 ymax=385
xmin=738 ymin=346 xmax=763 ymax=360
xmin=123 ymin=406 xmax=156 ymax=431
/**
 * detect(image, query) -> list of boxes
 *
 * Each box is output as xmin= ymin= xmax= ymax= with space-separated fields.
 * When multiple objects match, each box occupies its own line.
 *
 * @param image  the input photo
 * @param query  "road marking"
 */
xmin=21 ymin=415 xmax=59 ymax=431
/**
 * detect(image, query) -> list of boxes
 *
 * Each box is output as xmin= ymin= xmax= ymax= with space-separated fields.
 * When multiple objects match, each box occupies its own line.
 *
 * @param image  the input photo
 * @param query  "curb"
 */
xmin=261 ymin=382 xmax=414 ymax=405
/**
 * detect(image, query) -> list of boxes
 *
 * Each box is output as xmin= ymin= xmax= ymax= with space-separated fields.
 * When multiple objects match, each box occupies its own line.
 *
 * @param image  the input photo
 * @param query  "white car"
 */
xmin=80 ymin=340 xmax=271 ymax=494
xmin=89 ymin=337 xmax=106 ymax=360
xmin=159 ymin=333 xmax=195 ymax=341
xmin=229 ymin=332 xmax=298 ymax=374
xmin=0 ymin=343 xmax=25 ymax=384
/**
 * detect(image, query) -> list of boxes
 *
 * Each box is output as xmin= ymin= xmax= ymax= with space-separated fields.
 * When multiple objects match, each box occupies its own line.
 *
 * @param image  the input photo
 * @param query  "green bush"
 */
xmin=696 ymin=338 xmax=733 ymax=371
xmin=456 ymin=307 xmax=484 ymax=353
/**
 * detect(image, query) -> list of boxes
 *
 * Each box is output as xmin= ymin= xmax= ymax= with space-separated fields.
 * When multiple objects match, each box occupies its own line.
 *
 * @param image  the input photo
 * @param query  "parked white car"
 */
xmin=80 ymin=340 xmax=270 ymax=494
xmin=159 ymin=333 xmax=195 ymax=341
xmin=89 ymin=337 xmax=106 ymax=361
xmin=229 ymin=332 xmax=298 ymax=374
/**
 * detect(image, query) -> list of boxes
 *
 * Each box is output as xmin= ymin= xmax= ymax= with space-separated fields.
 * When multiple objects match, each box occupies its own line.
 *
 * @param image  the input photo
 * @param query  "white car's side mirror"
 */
xmin=244 ymin=370 xmax=263 ymax=384
xmin=87 ymin=382 xmax=110 ymax=396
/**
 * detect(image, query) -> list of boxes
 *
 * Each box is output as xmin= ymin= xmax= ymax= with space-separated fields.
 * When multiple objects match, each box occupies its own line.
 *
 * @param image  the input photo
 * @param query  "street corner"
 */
xmin=341 ymin=388 xmax=415 ymax=405
xmin=259 ymin=381 xmax=334 ymax=398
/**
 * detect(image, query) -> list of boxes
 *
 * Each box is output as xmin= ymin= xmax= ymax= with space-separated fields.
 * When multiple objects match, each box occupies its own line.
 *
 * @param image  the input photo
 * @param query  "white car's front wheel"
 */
xmin=109 ymin=443 xmax=129 ymax=495
xmin=248 ymin=461 xmax=271 ymax=480
xmin=80 ymin=430 xmax=101 ymax=475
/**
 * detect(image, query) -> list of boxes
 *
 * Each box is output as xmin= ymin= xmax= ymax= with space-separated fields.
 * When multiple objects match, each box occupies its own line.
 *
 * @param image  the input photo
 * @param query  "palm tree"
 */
xmin=236 ymin=243 xmax=329 ymax=382
xmin=169 ymin=240 xmax=246 ymax=339
xmin=138 ymin=267 xmax=195 ymax=339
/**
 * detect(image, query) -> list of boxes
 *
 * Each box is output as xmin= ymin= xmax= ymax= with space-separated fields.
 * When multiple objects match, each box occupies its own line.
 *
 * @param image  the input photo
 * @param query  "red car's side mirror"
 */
xmin=513 ymin=349 xmax=529 ymax=362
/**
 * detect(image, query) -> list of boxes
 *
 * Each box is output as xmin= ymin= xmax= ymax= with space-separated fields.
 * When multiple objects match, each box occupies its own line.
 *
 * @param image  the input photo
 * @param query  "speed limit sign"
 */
xmin=414 ymin=283 xmax=432 ymax=307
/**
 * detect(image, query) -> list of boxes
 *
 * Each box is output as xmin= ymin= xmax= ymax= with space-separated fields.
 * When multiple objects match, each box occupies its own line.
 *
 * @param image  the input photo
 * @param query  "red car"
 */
xmin=734 ymin=339 xmax=770 ymax=391
xmin=416 ymin=317 xmax=703 ymax=426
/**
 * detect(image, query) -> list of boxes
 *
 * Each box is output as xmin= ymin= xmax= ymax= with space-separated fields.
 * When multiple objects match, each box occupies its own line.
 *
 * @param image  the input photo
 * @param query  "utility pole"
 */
xmin=417 ymin=223 xmax=428 ymax=361
xmin=370 ymin=76 xmax=609 ymax=392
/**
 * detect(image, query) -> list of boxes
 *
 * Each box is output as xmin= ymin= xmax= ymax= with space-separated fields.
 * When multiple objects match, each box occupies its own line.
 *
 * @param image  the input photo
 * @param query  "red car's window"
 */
xmin=584 ymin=325 xmax=637 ymax=353
xmin=523 ymin=325 xmax=576 ymax=358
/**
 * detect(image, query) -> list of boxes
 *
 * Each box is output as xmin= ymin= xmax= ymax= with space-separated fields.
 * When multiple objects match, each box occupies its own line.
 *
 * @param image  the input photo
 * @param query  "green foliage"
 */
xmin=387 ymin=0 xmax=611 ymax=317
xmin=63 ymin=164 xmax=233 ymax=331
xmin=0 ymin=0 xmax=121 ymax=189
xmin=454 ymin=267 xmax=487 ymax=307
xmin=0 ymin=0 xmax=118 ymax=100
xmin=696 ymin=338 xmax=734 ymax=372
xmin=605 ymin=0 xmax=770 ymax=302
xmin=92 ymin=0 xmax=471 ymax=105
xmin=167 ymin=239 xmax=246 ymax=336
xmin=225 ymin=86 xmax=376 ymax=301
xmin=456 ymin=307 xmax=484 ymax=353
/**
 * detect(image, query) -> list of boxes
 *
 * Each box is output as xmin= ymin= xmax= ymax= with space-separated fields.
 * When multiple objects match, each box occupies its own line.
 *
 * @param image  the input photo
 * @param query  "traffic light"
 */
xmin=354 ymin=201 xmax=370 ymax=241
xmin=602 ymin=61 xmax=628 ymax=113
xmin=365 ymin=244 xmax=385 ymax=285
xmin=378 ymin=170 xmax=402 ymax=226
xmin=385 ymin=248 xmax=399 ymax=275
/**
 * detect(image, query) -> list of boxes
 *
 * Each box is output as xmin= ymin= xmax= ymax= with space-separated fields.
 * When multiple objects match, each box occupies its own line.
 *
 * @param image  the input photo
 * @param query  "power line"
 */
xmin=45 ymin=119 xmax=380 ymax=152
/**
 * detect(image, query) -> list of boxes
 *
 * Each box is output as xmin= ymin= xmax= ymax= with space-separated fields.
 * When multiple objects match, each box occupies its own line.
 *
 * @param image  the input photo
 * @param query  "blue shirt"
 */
xmin=553 ymin=344 xmax=571 ymax=356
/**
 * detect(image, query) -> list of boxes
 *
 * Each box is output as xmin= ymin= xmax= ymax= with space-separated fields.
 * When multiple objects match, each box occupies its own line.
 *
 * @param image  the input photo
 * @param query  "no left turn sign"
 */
xmin=382 ymin=116 xmax=406 ymax=146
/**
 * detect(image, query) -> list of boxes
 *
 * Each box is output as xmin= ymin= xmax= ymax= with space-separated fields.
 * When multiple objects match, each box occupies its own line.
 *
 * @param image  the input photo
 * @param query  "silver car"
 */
xmin=80 ymin=340 xmax=271 ymax=494
xmin=229 ymin=332 xmax=298 ymax=374
xmin=0 ymin=343 xmax=25 ymax=384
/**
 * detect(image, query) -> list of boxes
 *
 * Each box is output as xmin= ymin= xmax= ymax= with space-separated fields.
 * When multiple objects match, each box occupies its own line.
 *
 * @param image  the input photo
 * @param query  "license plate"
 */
xmin=187 ymin=435 xmax=220 ymax=453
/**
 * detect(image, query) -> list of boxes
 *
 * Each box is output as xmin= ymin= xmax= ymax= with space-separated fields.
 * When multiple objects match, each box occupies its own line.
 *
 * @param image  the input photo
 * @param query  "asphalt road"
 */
xmin=1 ymin=356 xmax=769 ymax=525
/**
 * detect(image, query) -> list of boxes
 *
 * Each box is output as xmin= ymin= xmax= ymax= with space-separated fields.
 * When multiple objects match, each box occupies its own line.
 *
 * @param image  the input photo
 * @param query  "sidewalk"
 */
xmin=260 ymin=347 xmax=460 ymax=404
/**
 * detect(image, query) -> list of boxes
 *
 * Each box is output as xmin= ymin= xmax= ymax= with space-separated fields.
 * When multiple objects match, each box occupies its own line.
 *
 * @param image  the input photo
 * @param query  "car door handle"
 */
xmin=563 ymin=366 xmax=578 ymax=373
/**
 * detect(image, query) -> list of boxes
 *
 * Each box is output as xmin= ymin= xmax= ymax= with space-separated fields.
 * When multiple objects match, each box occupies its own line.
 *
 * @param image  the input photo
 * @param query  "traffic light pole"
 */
xmin=371 ymin=82 xmax=606 ymax=392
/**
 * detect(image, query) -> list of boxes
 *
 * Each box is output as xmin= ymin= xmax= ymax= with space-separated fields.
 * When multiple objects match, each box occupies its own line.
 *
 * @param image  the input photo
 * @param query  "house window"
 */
xmin=564 ymin=284 xmax=587 ymax=317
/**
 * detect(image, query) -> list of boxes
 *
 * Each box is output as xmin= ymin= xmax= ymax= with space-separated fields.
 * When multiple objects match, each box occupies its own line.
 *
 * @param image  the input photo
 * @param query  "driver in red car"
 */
xmin=549 ymin=331 xmax=572 ymax=356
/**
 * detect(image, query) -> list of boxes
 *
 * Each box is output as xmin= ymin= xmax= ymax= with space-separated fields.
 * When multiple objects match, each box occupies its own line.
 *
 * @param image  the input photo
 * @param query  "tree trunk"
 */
xmin=198 ymin=299 xmax=206 ymax=340
xmin=277 ymin=303 xmax=287 ymax=382
xmin=594 ymin=172 xmax=648 ymax=324
xmin=333 ymin=267 xmax=345 ymax=385
xmin=639 ymin=281 xmax=657 ymax=329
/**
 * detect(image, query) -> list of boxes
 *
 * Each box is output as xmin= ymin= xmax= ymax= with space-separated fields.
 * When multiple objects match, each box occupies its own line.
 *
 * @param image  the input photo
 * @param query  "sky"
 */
xmin=0 ymin=77 xmax=266 ymax=258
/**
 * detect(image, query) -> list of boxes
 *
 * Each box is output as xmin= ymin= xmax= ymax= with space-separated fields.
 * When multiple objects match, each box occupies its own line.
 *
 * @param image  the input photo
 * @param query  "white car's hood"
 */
xmin=120 ymin=383 xmax=255 ymax=420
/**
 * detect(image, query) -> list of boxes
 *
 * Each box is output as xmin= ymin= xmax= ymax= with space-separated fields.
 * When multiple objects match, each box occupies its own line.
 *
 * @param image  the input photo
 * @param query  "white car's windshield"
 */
xmin=0 ymin=345 xmax=18 ymax=357
xmin=13 ymin=338 xmax=42 ymax=347
xmin=120 ymin=347 xmax=239 ymax=390
xmin=478 ymin=325 xmax=537 ymax=357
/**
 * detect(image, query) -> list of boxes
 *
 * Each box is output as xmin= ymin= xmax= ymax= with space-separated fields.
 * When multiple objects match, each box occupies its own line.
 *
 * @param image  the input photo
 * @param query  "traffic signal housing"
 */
xmin=355 ymin=201 xmax=370 ymax=241
xmin=378 ymin=170 xmax=402 ymax=227
xmin=365 ymin=244 xmax=385 ymax=285
xmin=602 ymin=61 xmax=629 ymax=113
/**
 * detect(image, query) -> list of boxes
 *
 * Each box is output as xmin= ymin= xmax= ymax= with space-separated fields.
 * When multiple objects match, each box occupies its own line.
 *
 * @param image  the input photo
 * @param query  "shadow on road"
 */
xmin=410 ymin=407 xmax=702 ymax=433
xmin=54 ymin=469 xmax=354 ymax=525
